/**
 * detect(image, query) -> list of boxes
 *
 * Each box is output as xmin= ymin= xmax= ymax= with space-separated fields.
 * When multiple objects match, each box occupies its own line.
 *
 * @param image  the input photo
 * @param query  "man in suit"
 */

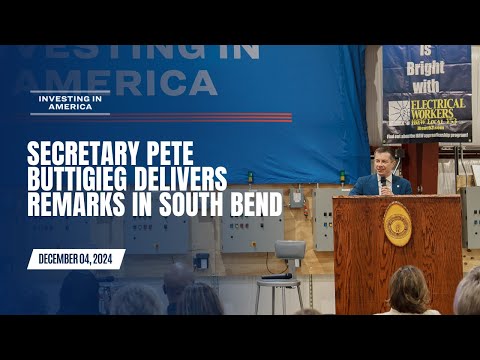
xmin=349 ymin=146 xmax=413 ymax=196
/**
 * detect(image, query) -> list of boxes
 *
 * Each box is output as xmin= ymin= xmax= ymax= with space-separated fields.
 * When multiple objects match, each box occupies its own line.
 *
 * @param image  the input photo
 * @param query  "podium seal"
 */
xmin=383 ymin=201 xmax=412 ymax=247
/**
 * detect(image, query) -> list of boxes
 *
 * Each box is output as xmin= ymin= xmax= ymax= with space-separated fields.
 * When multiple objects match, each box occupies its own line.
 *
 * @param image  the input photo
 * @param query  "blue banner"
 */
xmin=1 ymin=45 xmax=369 ymax=186
xmin=383 ymin=45 xmax=472 ymax=144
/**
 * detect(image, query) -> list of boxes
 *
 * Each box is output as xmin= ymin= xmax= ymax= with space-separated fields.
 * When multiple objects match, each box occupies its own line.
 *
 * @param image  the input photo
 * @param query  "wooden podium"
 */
xmin=332 ymin=195 xmax=463 ymax=315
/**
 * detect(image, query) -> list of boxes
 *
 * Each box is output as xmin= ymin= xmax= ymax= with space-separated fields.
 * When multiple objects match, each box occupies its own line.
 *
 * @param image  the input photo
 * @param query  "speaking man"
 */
xmin=349 ymin=147 xmax=413 ymax=196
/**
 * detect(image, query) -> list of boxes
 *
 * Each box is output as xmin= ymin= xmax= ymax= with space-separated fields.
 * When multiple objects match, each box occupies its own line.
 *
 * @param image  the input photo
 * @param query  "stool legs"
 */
xmin=255 ymin=283 xmax=260 ymax=315
xmin=255 ymin=280 xmax=303 ymax=315
xmin=272 ymin=287 xmax=275 ymax=315
xmin=297 ymin=285 xmax=304 ymax=310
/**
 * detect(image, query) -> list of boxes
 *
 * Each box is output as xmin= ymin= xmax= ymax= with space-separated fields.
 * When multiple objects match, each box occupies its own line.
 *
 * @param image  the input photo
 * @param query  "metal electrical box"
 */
xmin=123 ymin=191 xmax=190 ymax=254
xmin=289 ymin=188 xmax=304 ymax=208
xmin=460 ymin=187 xmax=480 ymax=249
xmin=27 ymin=216 xmax=97 ymax=249
xmin=221 ymin=189 xmax=284 ymax=253
xmin=313 ymin=188 xmax=350 ymax=251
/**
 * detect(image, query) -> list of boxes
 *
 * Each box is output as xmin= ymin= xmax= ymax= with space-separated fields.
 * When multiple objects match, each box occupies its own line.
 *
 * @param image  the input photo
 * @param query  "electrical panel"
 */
xmin=460 ymin=187 xmax=480 ymax=249
xmin=221 ymin=189 xmax=284 ymax=253
xmin=123 ymin=191 xmax=190 ymax=254
xmin=313 ymin=188 xmax=349 ymax=251
xmin=27 ymin=216 xmax=66 ymax=249
xmin=289 ymin=188 xmax=304 ymax=208
xmin=27 ymin=216 xmax=96 ymax=249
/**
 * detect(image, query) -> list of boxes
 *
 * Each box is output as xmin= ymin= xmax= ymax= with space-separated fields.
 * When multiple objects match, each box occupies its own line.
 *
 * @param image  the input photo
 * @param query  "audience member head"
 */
xmin=58 ymin=270 xmax=100 ymax=315
xmin=163 ymin=262 xmax=194 ymax=315
xmin=454 ymin=266 xmax=480 ymax=315
xmin=387 ymin=265 xmax=431 ymax=314
xmin=294 ymin=308 xmax=322 ymax=315
xmin=109 ymin=283 xmax=164 ymax=315
xmin=176 ymin=282 xmax=224 ymax=315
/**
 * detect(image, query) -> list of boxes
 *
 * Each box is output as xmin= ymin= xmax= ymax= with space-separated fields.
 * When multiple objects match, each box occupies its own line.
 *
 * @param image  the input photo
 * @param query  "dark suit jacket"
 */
xmin=349 ymin=174 xmax=413 ymax=195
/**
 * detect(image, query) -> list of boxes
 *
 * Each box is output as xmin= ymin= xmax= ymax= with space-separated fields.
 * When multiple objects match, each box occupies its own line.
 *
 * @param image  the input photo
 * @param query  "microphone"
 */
xmin=380 ymin=176 xmax=387 ymax=187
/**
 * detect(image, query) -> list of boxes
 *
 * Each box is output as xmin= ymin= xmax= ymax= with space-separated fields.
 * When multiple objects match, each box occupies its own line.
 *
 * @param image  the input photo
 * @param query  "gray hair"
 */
xmin=454 ymin=266 xmax=480 ymax=315
xmin=110 ymin=283 xmax=164 ymax=315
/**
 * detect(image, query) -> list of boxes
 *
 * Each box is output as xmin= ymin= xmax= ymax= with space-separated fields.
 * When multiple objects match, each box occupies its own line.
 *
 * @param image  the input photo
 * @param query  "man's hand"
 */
xmin=380 ymin=187 xmax=393 ymax=196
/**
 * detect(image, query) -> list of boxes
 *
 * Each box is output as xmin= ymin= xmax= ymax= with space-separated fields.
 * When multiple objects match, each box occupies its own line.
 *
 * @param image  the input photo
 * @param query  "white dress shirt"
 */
xmin=377 ymin=174 xmax=392 ymax=195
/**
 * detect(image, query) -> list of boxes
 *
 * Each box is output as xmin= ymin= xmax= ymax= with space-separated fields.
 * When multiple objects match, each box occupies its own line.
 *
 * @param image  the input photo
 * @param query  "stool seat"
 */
xmin=256 ymin=279 xmax=301 ymax=287
xmin=255 ymin=278 xmax=303 ymax=315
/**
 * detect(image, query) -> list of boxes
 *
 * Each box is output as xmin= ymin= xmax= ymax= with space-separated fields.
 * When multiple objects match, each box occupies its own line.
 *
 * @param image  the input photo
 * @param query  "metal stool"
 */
xmin=255 ymin=278 xmax=303 ymax=315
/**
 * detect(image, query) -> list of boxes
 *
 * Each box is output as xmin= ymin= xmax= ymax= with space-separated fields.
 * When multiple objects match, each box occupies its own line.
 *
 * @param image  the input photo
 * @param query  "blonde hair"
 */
xmin=388 ymin=265 xmax=431 ymax=314
xmin=454 ymin=266 xmax=480 ymax=315
xmin=176 ymin=282 xmax=224 ymax=315
xmin=110 ymin=283 xmax=163 ymax=315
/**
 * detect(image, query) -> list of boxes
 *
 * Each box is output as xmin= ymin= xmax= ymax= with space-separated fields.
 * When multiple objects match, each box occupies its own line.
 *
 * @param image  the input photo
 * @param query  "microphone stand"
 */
xmin=393 ymin=157 xmax=401 ymax=176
